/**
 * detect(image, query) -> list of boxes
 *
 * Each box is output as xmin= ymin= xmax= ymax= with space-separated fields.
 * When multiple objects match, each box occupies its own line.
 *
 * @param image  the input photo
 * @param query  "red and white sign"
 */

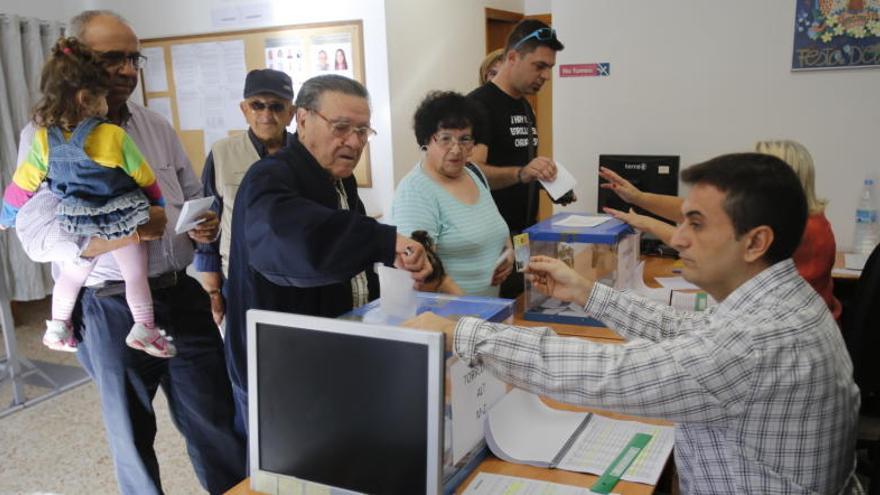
xmin=559 ymin=63 xmax=610 ymax=78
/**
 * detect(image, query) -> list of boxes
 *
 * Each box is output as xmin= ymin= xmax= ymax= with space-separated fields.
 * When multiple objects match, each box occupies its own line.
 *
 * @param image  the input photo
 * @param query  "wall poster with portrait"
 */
xmin=792 ymin=0 xmax=880 ymax=70
xmin=141 ymin=20 xmax=371 ymax=187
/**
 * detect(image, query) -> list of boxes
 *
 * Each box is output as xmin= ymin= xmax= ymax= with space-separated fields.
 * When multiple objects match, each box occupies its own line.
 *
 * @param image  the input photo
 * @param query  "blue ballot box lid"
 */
xmin=340 ymin=292 xmax=515 ymax=326
xmin=524 ymin=213 xmax=634 ymax=244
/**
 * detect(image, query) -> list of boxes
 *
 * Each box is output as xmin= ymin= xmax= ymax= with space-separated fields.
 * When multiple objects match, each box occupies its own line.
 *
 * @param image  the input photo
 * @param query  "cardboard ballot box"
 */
xmin=523 ymin=213 xmax=638 ymax=327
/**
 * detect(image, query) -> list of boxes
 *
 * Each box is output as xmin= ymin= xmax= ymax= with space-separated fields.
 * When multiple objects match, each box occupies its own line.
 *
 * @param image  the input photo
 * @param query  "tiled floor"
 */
xmin=0 ymin=298 xmax=204 ymax=494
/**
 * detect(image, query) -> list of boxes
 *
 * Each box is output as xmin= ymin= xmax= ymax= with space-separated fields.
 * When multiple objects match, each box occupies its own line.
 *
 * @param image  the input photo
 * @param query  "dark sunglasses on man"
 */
xmin=248 ymin=100 xmax=288 ymax=113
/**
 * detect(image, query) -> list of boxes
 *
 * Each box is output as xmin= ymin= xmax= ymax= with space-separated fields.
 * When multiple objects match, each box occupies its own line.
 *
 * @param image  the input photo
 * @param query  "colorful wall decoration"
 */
xmin=792 ymin=0 xmax=880 ymax=70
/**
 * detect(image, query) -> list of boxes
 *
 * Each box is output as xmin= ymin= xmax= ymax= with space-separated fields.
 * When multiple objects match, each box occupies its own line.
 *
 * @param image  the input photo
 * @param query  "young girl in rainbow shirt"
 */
xmin=1 ymin=37 xmax=175 ymax=358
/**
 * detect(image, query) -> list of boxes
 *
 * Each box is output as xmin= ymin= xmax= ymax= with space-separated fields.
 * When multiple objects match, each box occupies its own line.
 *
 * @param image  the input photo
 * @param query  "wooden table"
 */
xmin=226 ymin=256 xmax=680 ymax=495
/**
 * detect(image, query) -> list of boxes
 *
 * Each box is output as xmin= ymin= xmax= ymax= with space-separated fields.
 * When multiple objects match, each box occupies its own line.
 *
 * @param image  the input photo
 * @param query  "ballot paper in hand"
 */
xmin=540 ymin=161 xmax=577 ymax=201
xmin=375 ymin=264 xmax=417 ymax=318
xmin=174 ymin=196 xmax=215 ymax=234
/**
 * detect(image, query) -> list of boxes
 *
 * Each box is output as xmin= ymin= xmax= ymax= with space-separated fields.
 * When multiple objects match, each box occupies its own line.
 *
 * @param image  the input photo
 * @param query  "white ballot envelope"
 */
xmin=539 ymin=161 xmax=577 ymax=201
xmin=174 ymin=196 xmax=216 ymax=234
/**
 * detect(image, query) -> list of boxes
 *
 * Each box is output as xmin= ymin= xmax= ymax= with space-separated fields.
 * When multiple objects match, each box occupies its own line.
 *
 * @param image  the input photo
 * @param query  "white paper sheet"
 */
xmin=449 ymin=359 xmax=507 ymax=464
xmin=832 ymin=268 xmax=863 ymax=277
xmin=174 ymin=196 xmax=215 ymax=234
xmin=845 ymin=253 xmax=868 ymax=270
xmin=376 ymin=264 xmax=417 ymax=318
xmin=484 ymin=389 xmax=674 ymax=485
xmin=654 ymin=276 xmax=700 ymax=290
xmin=141 ymin=47 xmax=168 ymax=93
xmin=485 ymin=389 xmax=587 ymax=468
xmin=462 ymin=472 xmax=614 ymax=495
xmin=146 ymin=97 xmax=174 ymax=126
xmin=170 ymin=40 xmax=248 ymax=132
xmin=176 ymin=90 xmax=204 ymax=131
xmin=555 ymin=414 xmax=675 ymax=485
xmin=625 ymin=261 xmax=672 ymax=305
xmin=540 ymin=161 xmax=577 ymax=201
xmin=552 ymin=214 xmax=611 ymax=228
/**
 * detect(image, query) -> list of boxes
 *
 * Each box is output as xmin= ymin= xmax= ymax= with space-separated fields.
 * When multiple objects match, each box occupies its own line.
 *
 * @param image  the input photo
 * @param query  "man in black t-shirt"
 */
xmin=469 ymin=19 xmax=565 ymax=297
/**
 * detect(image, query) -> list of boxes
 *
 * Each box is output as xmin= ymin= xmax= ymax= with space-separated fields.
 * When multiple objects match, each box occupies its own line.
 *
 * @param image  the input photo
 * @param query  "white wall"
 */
xmin=0 ymin=0 xmax=76 ymax=21
xmin=85 ymin=0 xmax=393 ymax=217
xmin=552 ymin=0 xmax=880 ymax=250
xmin=384 ymin=0 xmax=524 ymax=211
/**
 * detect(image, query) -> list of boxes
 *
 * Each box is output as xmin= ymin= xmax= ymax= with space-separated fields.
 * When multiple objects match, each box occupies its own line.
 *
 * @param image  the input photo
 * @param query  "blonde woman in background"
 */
xmin=479 ymin=48 xmax=504 ymax=85
xmin=601 ymin=139 xmax=841 ymax=320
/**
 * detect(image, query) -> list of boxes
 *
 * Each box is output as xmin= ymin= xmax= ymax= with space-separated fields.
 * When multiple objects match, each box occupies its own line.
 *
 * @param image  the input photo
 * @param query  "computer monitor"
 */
xmin=247 ymin=310 xmax=445 ymax=495
xmin=597 ymin=154 xmax=680 ymax=224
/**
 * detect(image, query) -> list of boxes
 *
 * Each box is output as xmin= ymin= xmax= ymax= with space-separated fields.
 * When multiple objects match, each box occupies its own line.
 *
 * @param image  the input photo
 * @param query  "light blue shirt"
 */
xmin=392 ymin=163 xmax=509 ymax=296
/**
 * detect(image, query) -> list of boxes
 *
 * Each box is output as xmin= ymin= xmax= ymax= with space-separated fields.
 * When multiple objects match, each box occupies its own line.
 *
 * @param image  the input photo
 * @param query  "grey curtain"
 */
xmin=0 ymin=14 xmax=64 ymax=301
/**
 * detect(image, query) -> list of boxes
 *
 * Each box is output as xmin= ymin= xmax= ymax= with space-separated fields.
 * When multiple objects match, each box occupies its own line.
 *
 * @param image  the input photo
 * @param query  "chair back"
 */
xmin=843 ymin=243 xmax=880 ymax=409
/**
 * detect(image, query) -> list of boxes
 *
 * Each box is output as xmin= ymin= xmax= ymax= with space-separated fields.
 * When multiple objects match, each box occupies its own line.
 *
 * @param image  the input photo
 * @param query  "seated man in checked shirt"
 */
xmin=411 ymin=153 xmax=861 ymax=494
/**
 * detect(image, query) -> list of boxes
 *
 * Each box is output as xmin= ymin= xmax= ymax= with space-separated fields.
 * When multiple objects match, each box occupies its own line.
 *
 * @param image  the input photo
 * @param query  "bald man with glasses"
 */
xmin=195 ymin=69 xmax=296 ymax=328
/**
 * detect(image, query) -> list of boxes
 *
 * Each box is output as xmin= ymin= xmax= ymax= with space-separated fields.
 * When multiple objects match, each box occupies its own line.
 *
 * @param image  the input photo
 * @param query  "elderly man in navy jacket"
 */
xmin=225 ymin=74 xmax=431 ymax=434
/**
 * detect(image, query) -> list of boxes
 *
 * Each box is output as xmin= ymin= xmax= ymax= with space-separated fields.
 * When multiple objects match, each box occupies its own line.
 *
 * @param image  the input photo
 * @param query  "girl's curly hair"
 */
xmin=32 ymin=37 xmax=111 ymax=129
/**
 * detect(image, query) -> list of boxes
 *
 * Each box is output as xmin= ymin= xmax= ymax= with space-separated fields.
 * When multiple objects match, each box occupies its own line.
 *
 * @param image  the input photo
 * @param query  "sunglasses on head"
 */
xmin=248 ymin=100 xmax=288 ymax=113
xmin=512 ymin=27 xmax=557 ymax=51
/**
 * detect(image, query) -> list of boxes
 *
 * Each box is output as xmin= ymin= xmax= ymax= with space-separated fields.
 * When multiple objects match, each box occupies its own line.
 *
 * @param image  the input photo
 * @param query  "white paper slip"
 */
xmin=375 ymin=264 xmax=417 ymax=318
xmin=845 ymin=253 xmax=868 ymax=271
xmin=552 ymin=214 xmax=611 ymax=228
xmin=462 ymin=472 xmax=615 ymax=495
xmin=174 ymin=196 xmax=216 ymax=234
xmin=494 ymin=247 xmax=513 ymax=268
xmin=449 ymin=359 xmax=507 ymax=464
xmin=540 ymin=161 xmax=578 ymax=201
xmin=832 ymin=268 xmax=863 ymax=278
xmin=654 ymin=276 xmax=700 ymax=291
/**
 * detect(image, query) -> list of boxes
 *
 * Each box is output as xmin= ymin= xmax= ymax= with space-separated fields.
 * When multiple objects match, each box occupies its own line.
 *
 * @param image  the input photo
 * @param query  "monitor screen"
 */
xmin=247 ymin=311 xmax=444 ymax=495
xmin=597 ymin=154 xmax=680 ymax=224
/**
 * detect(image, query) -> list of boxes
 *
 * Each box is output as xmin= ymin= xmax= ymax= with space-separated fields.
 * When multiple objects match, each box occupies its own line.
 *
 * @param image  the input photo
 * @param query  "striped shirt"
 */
xmin=392 ymin=163 xmax=508 ymax=296
xmin=454 ymin=259 xmax=859 ymax=494
xmin=335 ymin=179 xmax=369 ymax=308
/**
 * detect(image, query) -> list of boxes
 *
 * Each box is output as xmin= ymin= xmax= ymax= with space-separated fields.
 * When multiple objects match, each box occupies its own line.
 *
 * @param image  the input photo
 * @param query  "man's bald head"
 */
xmin=68 ymin=11 xmax=140 ymax=119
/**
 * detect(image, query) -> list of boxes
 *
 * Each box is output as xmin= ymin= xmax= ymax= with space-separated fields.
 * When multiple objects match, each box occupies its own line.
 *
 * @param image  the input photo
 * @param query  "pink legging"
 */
xmin=52 ymin=242 xmax=154 ymax=327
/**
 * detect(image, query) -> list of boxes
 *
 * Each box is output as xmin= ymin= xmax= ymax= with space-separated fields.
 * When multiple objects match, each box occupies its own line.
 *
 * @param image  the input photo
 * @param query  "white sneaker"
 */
xmin=42 ymin=320 xmax=77 ymax=352
xmin=125 ymin=323 xmax=176 ymax=358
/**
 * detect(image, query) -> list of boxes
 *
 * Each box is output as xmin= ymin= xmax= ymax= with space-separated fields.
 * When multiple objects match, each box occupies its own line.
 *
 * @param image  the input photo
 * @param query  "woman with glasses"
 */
xmin=392 ymin=91 xmax=514 ymax=296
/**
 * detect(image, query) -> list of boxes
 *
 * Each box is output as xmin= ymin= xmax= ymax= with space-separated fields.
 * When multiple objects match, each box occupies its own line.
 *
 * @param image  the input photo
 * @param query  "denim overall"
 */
xmin=46 ymin=117 xmax=149 ymax=240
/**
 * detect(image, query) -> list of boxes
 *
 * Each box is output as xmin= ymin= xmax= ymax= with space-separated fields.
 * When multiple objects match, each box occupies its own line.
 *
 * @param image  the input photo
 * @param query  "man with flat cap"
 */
xmin=196 ymin=69 xmax=296 ymax=329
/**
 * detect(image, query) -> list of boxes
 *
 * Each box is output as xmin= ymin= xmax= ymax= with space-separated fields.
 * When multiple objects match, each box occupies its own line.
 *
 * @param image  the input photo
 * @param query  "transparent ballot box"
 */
xmin=340 ymin=292 xmax=514 ymax=492
xmin=523 ymin=213 xmax=638 ymax=326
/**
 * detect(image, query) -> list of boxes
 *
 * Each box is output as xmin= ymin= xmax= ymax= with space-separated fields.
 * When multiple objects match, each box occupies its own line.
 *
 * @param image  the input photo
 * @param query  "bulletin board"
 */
xmin=139 ymin=20 xmax=371 ymax=186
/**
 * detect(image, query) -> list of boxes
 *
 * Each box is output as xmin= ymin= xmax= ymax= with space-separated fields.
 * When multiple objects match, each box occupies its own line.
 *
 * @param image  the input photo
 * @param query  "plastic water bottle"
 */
xmin=853 ymin=178 xmax=879 ymax=255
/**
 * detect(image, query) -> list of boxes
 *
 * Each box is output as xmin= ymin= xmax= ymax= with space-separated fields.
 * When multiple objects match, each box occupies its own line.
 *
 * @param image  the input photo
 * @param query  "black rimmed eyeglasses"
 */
xmin=96 ymin=51 xmax=148 ymax=70
xmin=512 ymin=27 xmax=557 ymax=51
xmin=310 ymin=109 xmax=377 ymax=142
